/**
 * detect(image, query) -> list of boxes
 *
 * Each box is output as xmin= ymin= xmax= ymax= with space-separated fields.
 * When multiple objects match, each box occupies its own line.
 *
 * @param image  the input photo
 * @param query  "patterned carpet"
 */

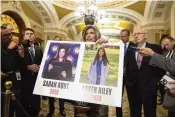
xmin=38 ymin=90 xmax=168 ymax=117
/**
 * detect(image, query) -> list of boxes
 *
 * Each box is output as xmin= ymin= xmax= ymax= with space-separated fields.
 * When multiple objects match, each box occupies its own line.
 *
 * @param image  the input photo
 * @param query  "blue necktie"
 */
xmin=124 ymin=43 xmax=127 ymax=55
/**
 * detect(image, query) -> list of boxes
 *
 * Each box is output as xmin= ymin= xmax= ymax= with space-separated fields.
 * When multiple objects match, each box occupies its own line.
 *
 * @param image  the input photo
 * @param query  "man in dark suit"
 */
xmin=125 ymin=27 xmax=162 ymax=117
xmin=116 ymin=29 xmax=136 ymax=117
xmin=20 ymin=28 xmax=43 ymax=117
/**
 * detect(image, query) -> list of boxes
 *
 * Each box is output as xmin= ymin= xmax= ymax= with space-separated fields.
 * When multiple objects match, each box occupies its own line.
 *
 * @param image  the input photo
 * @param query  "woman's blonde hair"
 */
xmin=82 ymin=25 xmax=101 ymax=42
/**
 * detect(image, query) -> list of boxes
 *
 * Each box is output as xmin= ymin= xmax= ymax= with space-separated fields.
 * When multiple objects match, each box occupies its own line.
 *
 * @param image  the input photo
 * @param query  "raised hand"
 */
xmin=8 ymin=40 xmax=19 ymax=49
xmin=139 ymin=48 xmax=154 ymax=56
xmin=96 ymin=35 xmax=109 ymax=44
xmin=27 ymin=64 xmax=39 ymax=72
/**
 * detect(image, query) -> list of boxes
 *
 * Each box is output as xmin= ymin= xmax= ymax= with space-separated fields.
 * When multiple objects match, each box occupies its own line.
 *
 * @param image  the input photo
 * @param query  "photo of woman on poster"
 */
xmin=88 ymin=47 xmax=109 ymax=85
xmin=43 ymin=44 xmax=73 ymax=81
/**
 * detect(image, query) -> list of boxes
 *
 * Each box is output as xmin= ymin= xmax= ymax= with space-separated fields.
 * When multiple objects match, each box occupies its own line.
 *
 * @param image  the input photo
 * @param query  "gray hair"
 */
xmin=134 ymin=26 xmax=148 ymax=39
xmin=82 ymin=25 xmax=101 ymax=42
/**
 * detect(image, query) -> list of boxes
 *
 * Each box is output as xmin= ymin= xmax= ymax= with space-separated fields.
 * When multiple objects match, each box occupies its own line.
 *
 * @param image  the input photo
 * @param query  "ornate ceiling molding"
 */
xmin=1 ymin=2 xmax=31 ymax=28
xmin=28 ymin=19 xmax=44 ymax=32
xmin=53 ymin=0 xmax=132 ymax=10
xmin=24 ymin=1 xmax=46 ymax=25
xmin=62 ymin=10 xmax=142 ymax=29
xmin=56 ymin=7 xmax=144 ymax=38
xmin=39 ymin=1 xmax=59 ymax=28
xmin=145 ymin=1 xmax=173 ymax=24
xmin=24 ymin=1 xmax=59 ymax=28
xmin=59 ymin=12 xmax=81 ymax=29
xmin=105 ymin=8 xmax=145 ymax=25
xmin=143 ymin=23 xmax=164 ymax=30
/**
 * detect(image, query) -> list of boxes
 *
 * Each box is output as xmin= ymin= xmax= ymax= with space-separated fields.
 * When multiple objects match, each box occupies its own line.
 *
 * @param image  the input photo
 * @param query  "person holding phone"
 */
xmin=157 ymin=35 xmax=171 ymax=105
xmin=139 ymin=37 xmax=175 ymax=117
xmin=81 ymin=25 xmax=108 ymax=117
xmin=125 ymin=26 xmax=163 ymax=117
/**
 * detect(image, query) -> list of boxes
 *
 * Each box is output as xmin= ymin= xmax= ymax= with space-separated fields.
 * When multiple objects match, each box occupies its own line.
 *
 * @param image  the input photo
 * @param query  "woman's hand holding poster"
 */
xmin=33 ymin=41 xmax=124 ymax=107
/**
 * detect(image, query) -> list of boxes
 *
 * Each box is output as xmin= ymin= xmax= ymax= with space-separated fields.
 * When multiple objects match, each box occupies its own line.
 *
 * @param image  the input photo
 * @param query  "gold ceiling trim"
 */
xmin=53 ymin=4 xmax=73 ymax=20
xmin=125 ymin=1 xmax=146 ymax=16
xmin=98 ymin=1 xmax=131 ymax=9
xmin=54 ymin=0 xmax=131 ymax=9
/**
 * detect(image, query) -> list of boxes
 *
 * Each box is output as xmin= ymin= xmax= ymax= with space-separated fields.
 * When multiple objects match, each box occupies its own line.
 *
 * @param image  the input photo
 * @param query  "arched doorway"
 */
xmin=1 ymin=11 xmax=26 ymax=39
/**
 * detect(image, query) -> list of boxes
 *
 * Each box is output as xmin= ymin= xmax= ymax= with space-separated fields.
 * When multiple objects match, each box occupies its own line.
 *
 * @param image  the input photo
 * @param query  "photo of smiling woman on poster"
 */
xmin=88 ymin=47 xmax=109 ymax=85
xmin=43 ymin=44 xmax=72 ymax=81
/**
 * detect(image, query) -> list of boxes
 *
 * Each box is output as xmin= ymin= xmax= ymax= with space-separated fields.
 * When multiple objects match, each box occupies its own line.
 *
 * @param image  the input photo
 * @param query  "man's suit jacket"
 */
xmin=123 ymin=41 xmax=136 ymax=84
xmin=23 ymin=46 xmax=43 ymax=90
xmin=126 ymin=42 xmax=162 ymax=90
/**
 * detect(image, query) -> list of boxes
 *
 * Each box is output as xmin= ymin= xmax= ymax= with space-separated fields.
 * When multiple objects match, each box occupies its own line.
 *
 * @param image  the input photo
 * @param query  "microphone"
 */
xmin=20 ymin=40 xmax=30 ymax=48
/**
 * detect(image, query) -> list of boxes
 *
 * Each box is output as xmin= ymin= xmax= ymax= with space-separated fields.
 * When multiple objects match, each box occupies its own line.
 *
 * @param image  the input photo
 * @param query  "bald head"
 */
xmin=7 ymin=24 xmax=14 ymax=33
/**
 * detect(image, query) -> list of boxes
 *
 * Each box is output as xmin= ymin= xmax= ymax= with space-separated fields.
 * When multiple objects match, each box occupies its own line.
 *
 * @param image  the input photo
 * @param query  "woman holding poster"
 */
xmin=81 ymin=25 xmax=108 ymax=117
xmin=43 ymin=44 xmax=72 ymax=81
xmin=88 ymin=47 xmax=109 ymax=85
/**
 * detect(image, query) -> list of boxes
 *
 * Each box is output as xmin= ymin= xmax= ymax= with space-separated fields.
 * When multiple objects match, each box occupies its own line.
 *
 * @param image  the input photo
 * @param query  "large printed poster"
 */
xmin=33 ymin=41 xmax=124 ymax=107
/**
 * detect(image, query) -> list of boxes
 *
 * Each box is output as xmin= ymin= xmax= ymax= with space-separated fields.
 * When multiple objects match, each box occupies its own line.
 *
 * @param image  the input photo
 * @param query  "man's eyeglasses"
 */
xmin=1 ymin=32 xmax=19 ymax=40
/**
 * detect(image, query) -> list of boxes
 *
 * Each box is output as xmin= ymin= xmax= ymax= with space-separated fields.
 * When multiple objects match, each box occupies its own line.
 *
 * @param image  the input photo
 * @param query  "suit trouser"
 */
xmin=48 ymin=97 xmax=64 ymax=113
xmin=116 ymin=103 xmax=123 ymax=117
xmin=20 ymin=88 xmax=40 ymax=117
xmin=48 ymin=97 xmax=55 ymax=114
xmin=87 ymin=103 xmax=108 ymax=117
xmin=59 ymin=99 xmax=66 ymax=111
xmin=126 ymin=84 xmax=157 ymax=117
xmin=168 ymin=111 xmax=175 ymax=117
xmin=48 ymin=97 xmax=74 ymax=113
xmin=158 ymin=83 xmax=165 ymax=101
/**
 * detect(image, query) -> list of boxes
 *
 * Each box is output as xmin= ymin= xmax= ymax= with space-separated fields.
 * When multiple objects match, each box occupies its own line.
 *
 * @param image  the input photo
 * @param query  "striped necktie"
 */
xmin=29 ymin=45 xmax=35 ymax=60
